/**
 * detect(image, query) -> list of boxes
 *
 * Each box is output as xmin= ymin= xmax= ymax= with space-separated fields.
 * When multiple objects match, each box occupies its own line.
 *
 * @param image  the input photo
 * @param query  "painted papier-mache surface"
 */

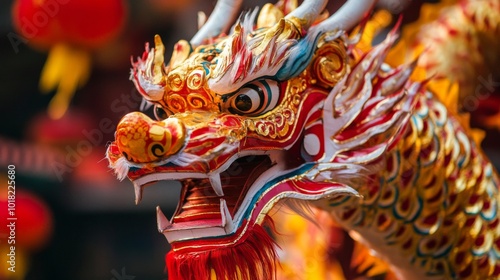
xmin=107 ymin=0 xmax=500 ymax=279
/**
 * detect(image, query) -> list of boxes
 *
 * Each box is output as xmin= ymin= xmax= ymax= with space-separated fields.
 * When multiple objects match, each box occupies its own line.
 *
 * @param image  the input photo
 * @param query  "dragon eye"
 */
xmin=225 ymin=79 xmax=280 ymax=116
xmin=154 ymin=105 xmax=171 ymax=120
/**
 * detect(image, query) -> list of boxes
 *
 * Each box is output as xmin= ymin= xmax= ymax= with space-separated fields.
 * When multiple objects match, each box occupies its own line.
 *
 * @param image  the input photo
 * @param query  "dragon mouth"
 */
xmin=135 ymin=152 xmax=305 ymax=244
xmin=157 ymin=155 xmax=275 ymax=243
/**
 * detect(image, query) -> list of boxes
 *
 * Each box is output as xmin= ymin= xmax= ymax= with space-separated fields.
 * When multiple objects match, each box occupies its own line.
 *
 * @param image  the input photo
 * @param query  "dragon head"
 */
xmin=107 ymin=0 xmax=419 ymax=279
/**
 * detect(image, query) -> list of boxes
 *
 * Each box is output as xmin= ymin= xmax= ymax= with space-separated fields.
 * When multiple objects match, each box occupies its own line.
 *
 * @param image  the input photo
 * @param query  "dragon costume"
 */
xmin=106 ymin=0 xmax=500 ymax=279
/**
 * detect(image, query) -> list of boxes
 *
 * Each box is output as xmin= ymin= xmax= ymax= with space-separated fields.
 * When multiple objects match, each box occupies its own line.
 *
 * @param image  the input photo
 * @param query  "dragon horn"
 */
xmin=190 ymin=0 xmax=243 ymax=46
xmin=284 ymin=0 xmax=328 ymax=30
xmin=310 ymin=0 xmax=377 ymax=34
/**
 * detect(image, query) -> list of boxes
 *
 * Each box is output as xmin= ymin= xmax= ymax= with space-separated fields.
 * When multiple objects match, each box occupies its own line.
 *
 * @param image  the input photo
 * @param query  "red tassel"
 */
xmin=166 ymin=224 xmax=278 ymax=280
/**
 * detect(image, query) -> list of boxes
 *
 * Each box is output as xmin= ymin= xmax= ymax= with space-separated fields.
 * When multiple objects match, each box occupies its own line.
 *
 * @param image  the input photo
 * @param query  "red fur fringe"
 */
xmin=166 ymin=224 xmax=278 ymax=280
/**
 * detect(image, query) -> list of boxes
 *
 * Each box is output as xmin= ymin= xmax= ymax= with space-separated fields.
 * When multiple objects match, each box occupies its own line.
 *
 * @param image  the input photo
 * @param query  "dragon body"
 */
xmin=107 ymin=0 xmax=500 ymax=279
xmin=412 ymin=0 xmax=500 ymax=105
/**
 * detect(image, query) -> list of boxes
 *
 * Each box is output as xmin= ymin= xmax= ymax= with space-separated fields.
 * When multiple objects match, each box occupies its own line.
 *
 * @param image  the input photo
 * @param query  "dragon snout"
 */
xmin=115 ymin=112 xmax=186 ymax=163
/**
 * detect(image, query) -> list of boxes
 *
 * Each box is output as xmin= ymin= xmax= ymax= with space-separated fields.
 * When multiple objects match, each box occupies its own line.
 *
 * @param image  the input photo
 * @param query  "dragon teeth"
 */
xmin=220 ymin=199 xmax=234 ymax=233
xmin=156 ymin=206 xmax=172 ymax=233
xmin=133 ymin=182 xmax=143 ymax=205
xmin=209 ymin=173 xmax=224 ymax=196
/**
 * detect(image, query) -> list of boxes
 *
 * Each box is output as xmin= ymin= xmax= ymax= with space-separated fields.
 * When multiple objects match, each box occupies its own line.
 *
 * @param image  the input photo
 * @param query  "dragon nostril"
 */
xmin=122 ymin=151 xmax=129 ymax=160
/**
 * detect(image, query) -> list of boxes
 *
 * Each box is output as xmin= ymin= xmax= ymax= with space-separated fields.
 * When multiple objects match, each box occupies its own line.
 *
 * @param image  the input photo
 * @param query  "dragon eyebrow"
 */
xmin=207 ymin=9 xmax=302 ymax=93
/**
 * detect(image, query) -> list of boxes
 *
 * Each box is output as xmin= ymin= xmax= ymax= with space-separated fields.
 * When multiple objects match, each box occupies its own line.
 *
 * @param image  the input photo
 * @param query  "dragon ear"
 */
xmin=257 ymin=3 xmax=285 ymax=29
xmin=168 ymin=40 xmax=191 ymax=70
xmin=275 ymin=0 xmax=299 ymax=15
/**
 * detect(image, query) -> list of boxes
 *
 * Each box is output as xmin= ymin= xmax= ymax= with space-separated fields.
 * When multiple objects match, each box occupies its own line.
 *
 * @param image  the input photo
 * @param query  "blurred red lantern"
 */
xmin=0 ymin=187 xmax=53 ymax=279
xmin=1 ymin=190 xmax=53 ymax=250
xmin=11 ymin=0 xmax=127 ymax=119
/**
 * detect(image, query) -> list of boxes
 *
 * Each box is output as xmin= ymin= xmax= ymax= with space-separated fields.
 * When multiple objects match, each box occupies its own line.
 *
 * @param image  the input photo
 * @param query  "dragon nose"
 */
xmin=115 ymin=112 xmax=186 ymax=163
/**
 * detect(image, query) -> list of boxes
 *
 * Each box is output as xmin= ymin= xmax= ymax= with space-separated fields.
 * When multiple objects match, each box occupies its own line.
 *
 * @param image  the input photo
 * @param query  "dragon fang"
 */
xmin=107 ymin=0 xmax=500 ymax=279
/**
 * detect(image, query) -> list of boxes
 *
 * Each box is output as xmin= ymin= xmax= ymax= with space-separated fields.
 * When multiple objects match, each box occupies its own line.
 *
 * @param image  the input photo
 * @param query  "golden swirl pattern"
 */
xmin=250 ymin=109 xmax=296 ymax=139
xmin=187 ymin=69 xmax=205 ymax=90
xmin=255 ymin=122 xmax=273 ymax=137
xmin=167 ymin=71 xmax=185 ymax=92
xmin=310 ymin=39 xmax=347 ymax=88
xmin=246 ymin=76 xmax=304 ymax=139
xmin=187 ymin=93 xmax=210 ymax=109
xmin=166 ymin=93 xmax=188 ymax=112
